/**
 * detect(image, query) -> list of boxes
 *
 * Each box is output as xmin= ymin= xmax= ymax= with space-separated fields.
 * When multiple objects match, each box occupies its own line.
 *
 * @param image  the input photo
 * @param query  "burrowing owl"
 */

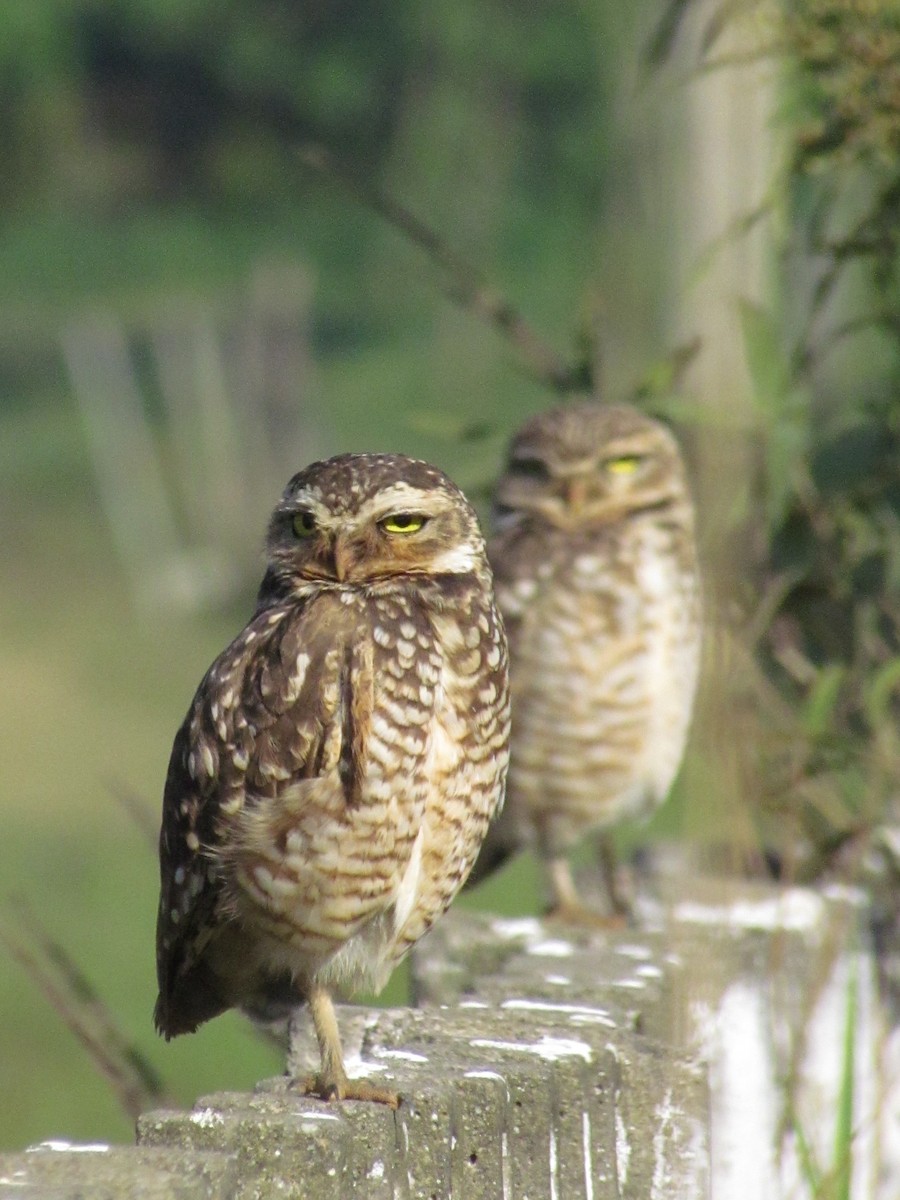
xmin=471 ymin=403 xmax=700 ymax=923
xmin=154 ymin=453 xmax=510 ymax=1105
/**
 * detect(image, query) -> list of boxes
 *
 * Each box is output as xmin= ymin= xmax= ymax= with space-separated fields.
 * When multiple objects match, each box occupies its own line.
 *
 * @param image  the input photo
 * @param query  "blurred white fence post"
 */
xmin=62 ymin=262 xmax=322 ymax=615
xmin=61 ymin=313 xmax=207 ymax=614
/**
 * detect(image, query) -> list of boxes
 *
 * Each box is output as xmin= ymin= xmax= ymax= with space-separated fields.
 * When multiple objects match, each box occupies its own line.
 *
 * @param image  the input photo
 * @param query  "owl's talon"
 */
xmin=545 ymin=901 xmax=628 ymax=931
xmin=544 ymin=857 xmax=630 ymax=930
xmin=294 ymin=1073 xmax=401 ymax=1108
xmin=343 ymin=1080 xmax=402 ymax=1108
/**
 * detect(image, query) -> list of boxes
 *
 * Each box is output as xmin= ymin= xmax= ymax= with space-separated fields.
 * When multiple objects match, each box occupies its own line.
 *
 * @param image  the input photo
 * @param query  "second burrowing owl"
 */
xmin=471 ymin=402 xmax=700 ymax=922
xmin=154 ymin=453 xmax=510 ymax=1105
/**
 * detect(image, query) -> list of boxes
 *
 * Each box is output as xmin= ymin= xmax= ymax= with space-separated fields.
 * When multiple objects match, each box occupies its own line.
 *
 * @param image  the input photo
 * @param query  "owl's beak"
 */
xmin=331 ymin=534 xmax=355 ymax=582
xmin=563 ymin=476 xmax=589 ymax=510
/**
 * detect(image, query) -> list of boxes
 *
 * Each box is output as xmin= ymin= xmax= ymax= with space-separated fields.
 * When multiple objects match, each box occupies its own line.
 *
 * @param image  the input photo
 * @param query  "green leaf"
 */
xmin=863 ymin=658 xmax=900 ymax=729
xmin=832 ymin=959 xmax=857 ymax=1200
xmin=791 ymin=1107 xmax=823 ymax=1195
xmin=803 ymin=665 xmax=846 ymax=739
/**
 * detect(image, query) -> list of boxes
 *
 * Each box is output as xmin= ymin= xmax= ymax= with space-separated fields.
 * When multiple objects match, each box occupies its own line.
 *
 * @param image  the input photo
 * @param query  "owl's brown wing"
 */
xmin=154 ymin=593 xmax=350 ymax=1037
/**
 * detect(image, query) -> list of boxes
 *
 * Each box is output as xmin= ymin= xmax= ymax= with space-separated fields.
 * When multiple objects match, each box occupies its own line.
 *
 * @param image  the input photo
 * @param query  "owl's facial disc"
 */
xmin=497 ymin=436 xmax=678 ymax=530
xmin=332 ymin=512 xmax=437 ymax=581
xmin=270 ymin=481 xmax=481 ymax=584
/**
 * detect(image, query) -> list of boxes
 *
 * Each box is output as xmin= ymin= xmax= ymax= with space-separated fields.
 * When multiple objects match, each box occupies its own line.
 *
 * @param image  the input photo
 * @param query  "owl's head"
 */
xmin=494 ymin=402 xmax=690 ymax=532
xmin=266 ymin=453 xmax=487 ymax=585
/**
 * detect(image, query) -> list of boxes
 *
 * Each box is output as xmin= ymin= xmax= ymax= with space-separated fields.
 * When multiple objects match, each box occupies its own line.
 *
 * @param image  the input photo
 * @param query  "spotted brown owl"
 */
xmin=154 ymin=453 xmax=510 ymax=1105
xmin=470 ymin=403 xmax=700 ymax=923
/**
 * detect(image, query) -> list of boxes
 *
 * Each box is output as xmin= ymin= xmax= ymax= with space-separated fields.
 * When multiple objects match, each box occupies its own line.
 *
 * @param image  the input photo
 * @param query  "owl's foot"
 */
xmin=545 ymin=900 xmax=627 ymax=930
xmin=299 ymin=983 xmax=401 ymax=1106
xmin=294 ymin=1072 xmax=401 ymax=1108
xmin=545 ymin=855 xmax=630 ymax=929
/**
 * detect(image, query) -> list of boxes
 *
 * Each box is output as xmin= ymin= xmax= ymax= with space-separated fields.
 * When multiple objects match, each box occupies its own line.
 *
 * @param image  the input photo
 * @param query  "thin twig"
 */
xmin=105 ymin=776 xmax=158 ymax=852
xmin=629 ymin=336 xmax=703 ymax=406
xmin=642 ymin=0 xmax=695 ymax=68
xmin=0 ymin=896 xmax=175 ymax=1120
xmin=297 ymin=143 xmax=589 ymax=394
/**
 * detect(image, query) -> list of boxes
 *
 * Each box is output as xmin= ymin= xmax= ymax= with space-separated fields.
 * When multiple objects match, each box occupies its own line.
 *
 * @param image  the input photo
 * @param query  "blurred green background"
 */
xmin=2 ymin=0 xmax=899 ymax=1155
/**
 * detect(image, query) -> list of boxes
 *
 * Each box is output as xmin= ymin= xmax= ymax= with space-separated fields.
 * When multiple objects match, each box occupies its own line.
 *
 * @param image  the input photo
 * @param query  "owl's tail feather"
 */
xmin=154 ymin=964 xmax=229 ymax=1040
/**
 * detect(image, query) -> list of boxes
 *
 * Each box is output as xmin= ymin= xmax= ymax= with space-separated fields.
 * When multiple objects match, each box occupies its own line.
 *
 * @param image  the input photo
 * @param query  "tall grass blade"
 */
xmin=831 ymin=957 xmax=857 ymax=1200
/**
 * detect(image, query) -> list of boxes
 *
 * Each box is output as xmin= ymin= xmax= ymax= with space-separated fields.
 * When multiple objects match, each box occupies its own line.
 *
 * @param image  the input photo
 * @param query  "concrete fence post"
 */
xmin=1 ymin=873 xmax=890 ymax=1199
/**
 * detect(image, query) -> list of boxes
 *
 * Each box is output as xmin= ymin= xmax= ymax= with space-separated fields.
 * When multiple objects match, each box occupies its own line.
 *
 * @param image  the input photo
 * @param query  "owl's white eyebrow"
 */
xmin=281 ymin=492 xmax=327 ymax=516
xmin=364 ymin=490 xmax=445 ymax=522
xmin=369 ymin=482 xmax=435 ymax=508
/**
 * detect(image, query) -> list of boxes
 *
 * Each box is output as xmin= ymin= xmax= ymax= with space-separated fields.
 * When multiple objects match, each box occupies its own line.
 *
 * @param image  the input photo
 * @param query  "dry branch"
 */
xmin=0 ymin=897 xmax=175 ymax=1120
xmin=105 ymin=776 xmax=159 ymax=852
xmin=297 ymin=143 xmax=590 ymax=394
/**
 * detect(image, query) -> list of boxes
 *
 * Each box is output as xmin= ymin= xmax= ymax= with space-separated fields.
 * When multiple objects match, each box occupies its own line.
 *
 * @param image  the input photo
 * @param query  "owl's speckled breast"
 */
xmin=466 ymin=403 xmax=701 ymax=920
xmin=502 ymin=516 xmax=699 ymax=853
xmin=208 ymin=576 xmax=509 ymax=996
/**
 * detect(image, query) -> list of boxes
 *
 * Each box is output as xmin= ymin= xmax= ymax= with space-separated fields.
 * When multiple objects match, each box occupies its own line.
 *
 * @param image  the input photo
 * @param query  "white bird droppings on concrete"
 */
xmin=373 ymin=1047 xmax=429 ymax=1063
xmin=190 ymin=1108 xmax=224 ymax=1129
xmin=673 ymin=889 xmax=823 ymax=933
xmin=470 ymin=1034 xmax=592 ymax=1063
xmin=490 ymin=917 xmax=543 ymax=940
xmin=28 ymin=1141 xmax=110 ymax=1153
xmin=527 ymin=939 xmax=575 ymax=958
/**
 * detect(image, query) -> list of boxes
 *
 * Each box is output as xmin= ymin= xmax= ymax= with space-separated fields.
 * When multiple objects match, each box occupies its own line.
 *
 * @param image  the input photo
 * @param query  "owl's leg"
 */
xmin=297 ymin=982 xmax=401 ymax=1108
xmin=596 ymin=834 xmax=632 ymax=921
xmin=545 ymin=854 xmax=626 ymax=929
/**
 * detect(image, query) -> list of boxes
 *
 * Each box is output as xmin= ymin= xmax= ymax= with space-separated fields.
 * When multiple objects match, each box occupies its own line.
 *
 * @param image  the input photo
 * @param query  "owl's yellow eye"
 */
xmin=380 ymin=512 xmax=427 ymax=535
xmin=606 ymin=455 xmax=643 ymax=476
xmin=292 ymin=510 xmax=317 ymax=538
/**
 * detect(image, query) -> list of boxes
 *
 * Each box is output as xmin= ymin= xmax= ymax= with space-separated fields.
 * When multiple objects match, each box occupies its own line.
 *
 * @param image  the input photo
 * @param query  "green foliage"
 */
xmin=831 ymin=958 xmax=857 ymax=1200
xmin=787 ymin=1 xmax=900 ymax=172
xmin=739 ymin=298 xmax=812 ymax=528
xmin=0 ymin=0 xmax=610 ymax=223
xmin=647 ymin=0 xmax=900 ymax=875
xmin=734 ymin=1 xmax=900 ymax=873
xmin=785 ymin=958 xmax=858 ymax=1199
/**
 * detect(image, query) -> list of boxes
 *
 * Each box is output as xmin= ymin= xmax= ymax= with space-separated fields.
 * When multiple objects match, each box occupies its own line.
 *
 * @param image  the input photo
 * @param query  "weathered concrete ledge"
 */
xmin=136 ymin=944 xmax=709 ymax=1200
xmin=2 ymin=871 xmax=892 ymax=1199
xmin=0 ymin=1144 xmax=238 ymax=1200
xmin=413 ymin=874 xmax=887 ymax=1199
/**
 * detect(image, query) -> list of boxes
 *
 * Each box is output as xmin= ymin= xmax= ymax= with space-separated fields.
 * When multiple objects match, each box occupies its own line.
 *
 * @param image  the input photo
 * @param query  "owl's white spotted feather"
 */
xmin=155 ymin=453 xmax=510 ymax=1104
